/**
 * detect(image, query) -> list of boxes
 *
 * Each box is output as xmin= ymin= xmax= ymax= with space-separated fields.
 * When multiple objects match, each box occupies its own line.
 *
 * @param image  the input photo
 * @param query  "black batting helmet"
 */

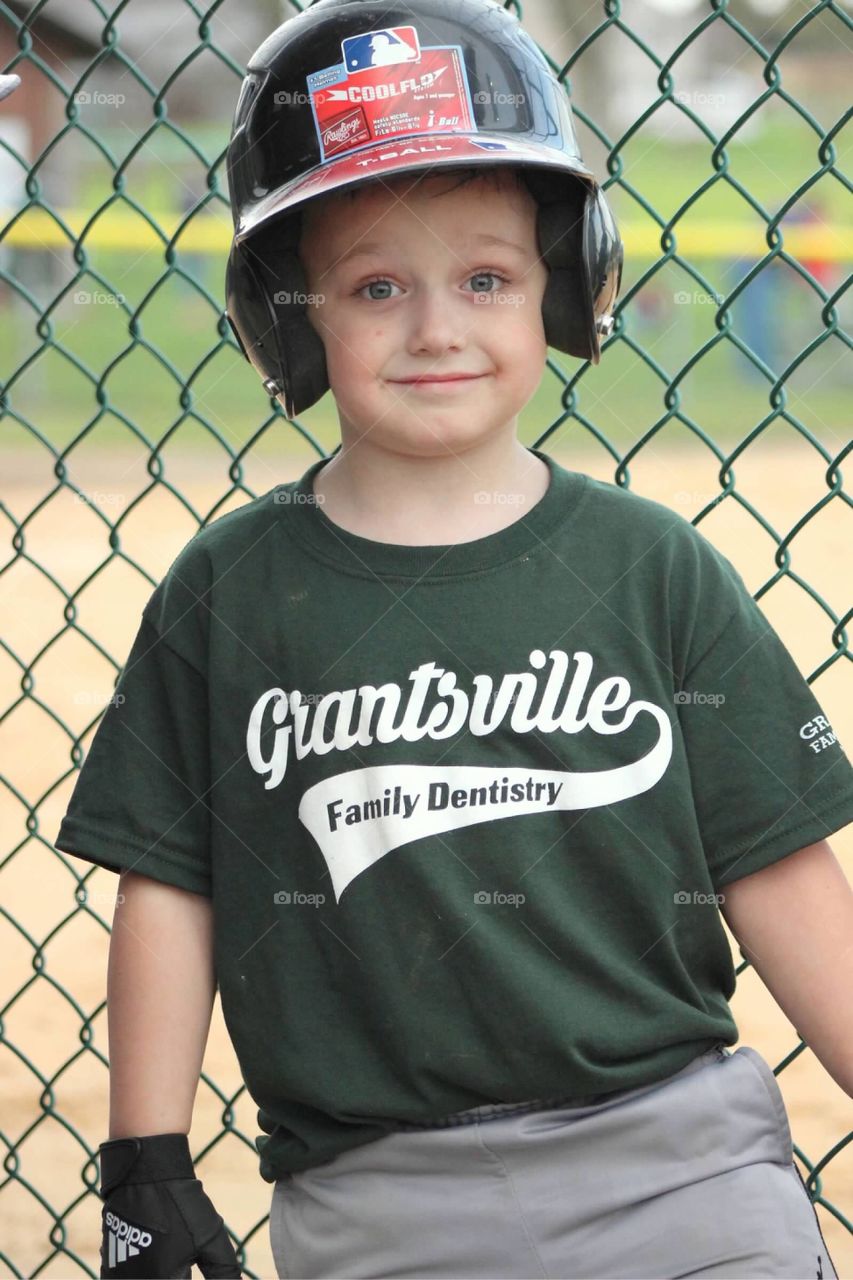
xmin=223 ymin=0 xmax=623 ymax=418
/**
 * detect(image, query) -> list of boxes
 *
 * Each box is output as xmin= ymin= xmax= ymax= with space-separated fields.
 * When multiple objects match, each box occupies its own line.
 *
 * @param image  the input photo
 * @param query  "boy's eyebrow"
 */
xmin=332 ymin=232 xmax=530 ymax=269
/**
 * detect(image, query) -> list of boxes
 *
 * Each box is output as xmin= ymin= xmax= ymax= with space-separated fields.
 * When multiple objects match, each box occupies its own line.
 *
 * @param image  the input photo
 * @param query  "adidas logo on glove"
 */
xmin=104 ymin=1210 xmax=153 ymax=1267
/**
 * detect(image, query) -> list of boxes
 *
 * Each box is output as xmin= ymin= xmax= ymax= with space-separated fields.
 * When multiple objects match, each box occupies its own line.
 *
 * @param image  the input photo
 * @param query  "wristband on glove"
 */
xmin=98 ymin=1132 xmax=241 ymax=1279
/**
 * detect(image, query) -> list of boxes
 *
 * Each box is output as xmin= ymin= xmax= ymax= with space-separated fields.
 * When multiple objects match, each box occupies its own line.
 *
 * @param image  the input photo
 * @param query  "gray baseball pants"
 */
xmin=269 ymin=1043 xmax=838 ymax=1278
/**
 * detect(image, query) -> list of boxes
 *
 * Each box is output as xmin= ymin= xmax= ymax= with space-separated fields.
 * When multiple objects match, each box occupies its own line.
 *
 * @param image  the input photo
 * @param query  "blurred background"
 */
xmin=1 ymin=1 xmax=851 ymax=1277
xmin=0 ymin=0 xmax=850 ymax=453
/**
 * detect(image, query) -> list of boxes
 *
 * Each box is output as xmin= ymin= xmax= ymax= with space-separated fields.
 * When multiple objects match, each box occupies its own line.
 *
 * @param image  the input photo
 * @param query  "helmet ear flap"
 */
xmin=542 ymin=203 xmax=595 ymax=361
xmin=522 ymin=168 xmax=620 ymax=364
xmin=225 ymin=212 xmax=329 ymax=418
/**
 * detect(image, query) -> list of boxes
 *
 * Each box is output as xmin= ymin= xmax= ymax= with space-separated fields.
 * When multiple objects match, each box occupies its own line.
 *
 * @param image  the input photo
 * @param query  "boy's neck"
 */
xmin=310 ymin=435 xmax=551 ymax=547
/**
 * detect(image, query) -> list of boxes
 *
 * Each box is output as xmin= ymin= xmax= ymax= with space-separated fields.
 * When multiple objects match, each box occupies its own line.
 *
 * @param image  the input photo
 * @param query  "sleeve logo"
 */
xmin=799 ymin=714 xmax=838 ymax=754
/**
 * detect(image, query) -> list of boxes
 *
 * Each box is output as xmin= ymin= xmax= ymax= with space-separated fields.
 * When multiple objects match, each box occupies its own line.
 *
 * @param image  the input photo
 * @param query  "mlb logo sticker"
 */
xmin=342 ymin=26 xmax=421 ymax=73
xmin=306 ymin=31 xmax=476 ymax=164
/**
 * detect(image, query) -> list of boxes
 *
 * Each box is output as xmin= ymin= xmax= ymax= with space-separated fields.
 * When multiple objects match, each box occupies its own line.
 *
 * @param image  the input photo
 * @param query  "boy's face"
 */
xmin=298 ymin=170 xmax=549 ymax=458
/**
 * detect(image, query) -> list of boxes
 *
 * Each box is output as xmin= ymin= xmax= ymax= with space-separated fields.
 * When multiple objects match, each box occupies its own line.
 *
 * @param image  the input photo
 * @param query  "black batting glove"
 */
xmin=98 ymin=1132 xmax=242 ymax=1279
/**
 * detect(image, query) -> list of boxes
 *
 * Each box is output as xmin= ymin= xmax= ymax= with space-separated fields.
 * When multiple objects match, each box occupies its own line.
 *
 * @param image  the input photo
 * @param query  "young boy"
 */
xmin=54 ymin=0 xmax=853 ymax=1276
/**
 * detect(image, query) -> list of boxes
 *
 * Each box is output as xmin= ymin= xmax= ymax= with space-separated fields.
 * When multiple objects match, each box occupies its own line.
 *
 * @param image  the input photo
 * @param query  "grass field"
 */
xmin=1 ymin=118 xmax=849 ymax=456
xmin=1 ymin=259 xmax=849 ymax=456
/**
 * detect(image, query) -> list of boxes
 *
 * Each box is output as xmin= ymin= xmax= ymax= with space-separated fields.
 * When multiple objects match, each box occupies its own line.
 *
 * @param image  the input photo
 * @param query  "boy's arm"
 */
xmin=107 ymin=870 xmax=216 ymax=1138
xmin=719 ymin=838 xmax=853 ymax=1099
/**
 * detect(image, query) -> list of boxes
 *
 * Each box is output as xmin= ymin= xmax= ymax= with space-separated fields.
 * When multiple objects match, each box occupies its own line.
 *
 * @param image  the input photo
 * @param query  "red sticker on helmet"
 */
xmin=307 ymin=28 xmax=477 ymax=164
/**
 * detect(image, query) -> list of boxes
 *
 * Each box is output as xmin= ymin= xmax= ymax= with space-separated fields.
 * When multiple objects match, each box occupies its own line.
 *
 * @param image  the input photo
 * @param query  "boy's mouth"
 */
xmin=389 ymin=373 xmax=488 ymax=386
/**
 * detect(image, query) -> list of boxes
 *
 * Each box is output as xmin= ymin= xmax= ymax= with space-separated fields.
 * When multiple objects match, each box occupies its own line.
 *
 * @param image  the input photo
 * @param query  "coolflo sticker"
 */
xmin=307 ymin=25 xmax=477 ymax=162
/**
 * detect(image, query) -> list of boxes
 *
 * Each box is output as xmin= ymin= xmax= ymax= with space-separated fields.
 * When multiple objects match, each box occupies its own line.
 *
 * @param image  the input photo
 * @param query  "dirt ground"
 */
xmin=2 ymin=436 xmax=851 ymax=1279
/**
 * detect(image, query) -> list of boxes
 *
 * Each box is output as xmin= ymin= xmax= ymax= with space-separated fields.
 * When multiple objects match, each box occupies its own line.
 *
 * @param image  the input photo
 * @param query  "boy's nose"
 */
xmin=406 ymin=287 xmax=469 ymax=354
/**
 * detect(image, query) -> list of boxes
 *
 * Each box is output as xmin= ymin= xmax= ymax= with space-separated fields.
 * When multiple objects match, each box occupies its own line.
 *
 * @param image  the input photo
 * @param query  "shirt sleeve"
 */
xmin=54 ymin=570 xmax=213 ymax=898
xmin=674 ymin=530 xmax=853 ymax=891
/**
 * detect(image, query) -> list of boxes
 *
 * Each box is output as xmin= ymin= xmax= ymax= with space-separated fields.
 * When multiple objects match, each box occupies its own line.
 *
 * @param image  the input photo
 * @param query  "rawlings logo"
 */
xmin=323 ymin=115 xmax=364 ymax=146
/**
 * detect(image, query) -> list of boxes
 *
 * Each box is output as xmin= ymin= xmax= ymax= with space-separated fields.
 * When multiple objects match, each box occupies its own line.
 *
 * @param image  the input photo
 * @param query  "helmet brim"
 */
xmin=234 ymin=131 xmax=595 ymax=243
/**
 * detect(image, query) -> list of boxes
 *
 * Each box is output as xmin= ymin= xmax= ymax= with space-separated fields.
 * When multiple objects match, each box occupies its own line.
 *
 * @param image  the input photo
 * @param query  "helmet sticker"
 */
xmin=306 ymin=28 xmax=477 ymax=163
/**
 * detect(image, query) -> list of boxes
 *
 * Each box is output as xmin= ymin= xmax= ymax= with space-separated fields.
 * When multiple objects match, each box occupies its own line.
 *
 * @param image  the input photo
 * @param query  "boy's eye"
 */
xmin=357 ymin=278 xmax=402 ymax=301
xmin=465 ymin=271 xmax=507 ymax=294
xmin=354 ymin=271 xmax=508 ymax=301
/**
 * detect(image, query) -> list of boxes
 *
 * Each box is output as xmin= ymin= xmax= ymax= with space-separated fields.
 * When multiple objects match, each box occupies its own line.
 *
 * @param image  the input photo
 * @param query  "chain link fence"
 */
xmin=1 ymin=0 xmax=851 ymax=1275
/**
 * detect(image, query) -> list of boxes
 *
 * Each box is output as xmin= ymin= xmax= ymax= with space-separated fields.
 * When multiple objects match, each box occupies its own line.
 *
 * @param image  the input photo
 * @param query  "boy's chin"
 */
xmin=341 ymin=416 xmax=519 ymax=459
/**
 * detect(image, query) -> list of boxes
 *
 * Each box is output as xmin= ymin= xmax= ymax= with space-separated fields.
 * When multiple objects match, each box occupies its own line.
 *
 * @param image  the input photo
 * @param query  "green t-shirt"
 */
xmin=54 ymin=446 xmax=853 ymax=1180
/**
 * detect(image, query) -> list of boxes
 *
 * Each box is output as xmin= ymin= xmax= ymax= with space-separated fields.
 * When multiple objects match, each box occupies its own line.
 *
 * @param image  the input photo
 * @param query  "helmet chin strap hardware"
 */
xmin=0 ymin=73 xmax=21 ymax=101
xmin=596 ymin=315 xmax=616 ymax=338
xmin=263 ymin=377 xmax=283 ymax=397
